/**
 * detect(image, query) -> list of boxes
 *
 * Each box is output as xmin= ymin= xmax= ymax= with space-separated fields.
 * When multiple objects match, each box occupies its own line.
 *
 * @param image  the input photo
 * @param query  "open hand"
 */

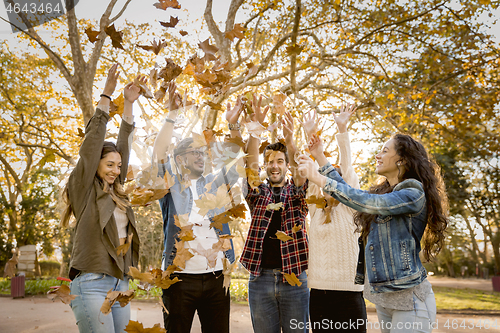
xmin=299 ymin=109 xmax=319 ymax=138
xmin=226 ymin=96 xmax=244 ymax=124
xmin=282 ymin=111 xmax=294 ymax=143
xmin=124 ymin=75 xmax=146 ymax=103
xmin=333 ymin=103 xmax=357 ymax=133
xmin=251 ymin=94 xmax=269 ymax=125
xmin=103 ymin=63 xmax=120 ymax=96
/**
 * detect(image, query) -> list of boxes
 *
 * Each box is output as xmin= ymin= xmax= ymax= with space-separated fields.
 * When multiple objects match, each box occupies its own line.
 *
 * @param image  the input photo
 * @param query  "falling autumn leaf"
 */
xmin=306 ymin=195 xmax=327 ymax=209
xmin=225 ymin=23 xmax=246 ymax=41
xmin=125 ymin=321 xmax=166 ymax=333
xmin=275 ymin=231 xmax=293 ymax=242
xmin=77 ymin=127 xmax=85 ymax=138
xmin=160 ymin=16 xmax=179 ymax=28
xmin=224 ymin=135 xmax=246 ymax=148
xmin=273 ymin=92 xmax=287 ymax=115
xmin=246 ymin=121 xmax=266 ymax=138
xmin=259 ymin=140 xmax=271 ymax=154
xmin=137 ymin=39 xmax=167 ymax=55
xmin=198 ymin=38 xmax=219 ymax=62
xmin=101 ymin=289 xmax=135 ymax=315
xmin=191 ymin=132 xmax=207 ymax=149
xmin=158 ymin=58 xmax=183 ymax=83
xmin=110 ymin=93 xmax=125 ymax=118
xmin=174 ymin=215 xmax=196 ymax=241
xmin=246 ymin=168 xmax=262 ymax=189
xmin=104 ymin=24 xmax=124 ymax=50
xmin=285 ymin=44 xmax=304 ymax=56
xmin=85 ymin=27 xmax=100 ymax=43
xmin=194 ymin=186 xmax=232 ymax=217
xmin=194 ymin=243 xmax=220 ymax=269
xmin=47 ymin=284 xmax=77 ymax=304
xmin=173 ymin=240 xmax=194 ymax=269
xmin=283 ymin=272 xmax=302 ymax=286
xmin=116 ymin=233 xmax=134 ymax=256
xmin=179 ymin=30 xmax=188 ymax=36
xmin=128 ymin=267 xmax=155 ymax=284
xmin=292 ymin=224 xmax=302 ymax=233
xmin=153 ymin=0 xmax=181 ymax=10
xmin=266 ymin=202 xmax=283 ymax=211
xmin=222 ymin=257 xmax=237 ymax=293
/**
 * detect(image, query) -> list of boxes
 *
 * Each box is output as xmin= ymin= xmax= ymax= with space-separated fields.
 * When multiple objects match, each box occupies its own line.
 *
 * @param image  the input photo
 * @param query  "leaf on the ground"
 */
xmin=47 ymin=284 xmax=77 ymax=304
xmin=173 ymin=240 xmax=194 ymax=269
xmin=134 ymin=77 xmax=154 ymax=99
xmin=160 ymin=16 xmax=179 ymax=28
xmin=246 ymin=168 xmax=262 ymax=189
xmin=125 ymin=320 xmax=166 ymax=333
xmin=137 ymin=39 xmax=167 ymax=55
xmin=179 ymin=30 xmax=188 ymax=36
xmin=306 ymin=195 xmax=327 ymax=209
xmin=292 ymin=224 xmax=302 ymax=233
xmin=195 ymin=186 xmax=232 ymax=217
xmin=110 ymin=93 xmax=124 ymax=118
xmin=158 ymin=58 xmax=183 ymax=83
xmin=85 ymin=27 xmax=100 ymax=43
xmin=225 ymin=23 xmax=245 ymax=41
xmin=128 ymin=267 xmax=154 ymax=284
xmin=101 ymin=289 xmax=135 ymax=315
xmin=104 ymin=24 xmax=124 ymax=50
xmin=266 ymin=202 xmax=283 ymax=211
xmin=273 ymin=92 xmax=287 ymax=115
xmin=198 ymin=38 xmax=219 ymax=62
xmin=283 ymin=272 xmax=302 ymax=287
xmin=275 ymin=231 xmax=293 ymax=242
xmin=154 ymin=0 xmax=181 ymax=10
xmin=116 ymin=233 xmax=134 ymax=256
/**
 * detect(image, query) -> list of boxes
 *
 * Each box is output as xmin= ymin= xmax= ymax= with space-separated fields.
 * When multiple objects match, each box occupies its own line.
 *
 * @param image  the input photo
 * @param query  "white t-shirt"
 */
xmin=181 ymin=179 xmax=224 ymax=273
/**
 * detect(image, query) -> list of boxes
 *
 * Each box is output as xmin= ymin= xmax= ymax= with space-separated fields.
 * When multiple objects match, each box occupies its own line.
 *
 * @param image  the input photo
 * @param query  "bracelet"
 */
xmin=228 ymin=122 xmax=241 ymax=131
xmin=165 ymin=118 xmax=175 ymax=124
xmin=100 ymin=94 xmax=112 ymax=100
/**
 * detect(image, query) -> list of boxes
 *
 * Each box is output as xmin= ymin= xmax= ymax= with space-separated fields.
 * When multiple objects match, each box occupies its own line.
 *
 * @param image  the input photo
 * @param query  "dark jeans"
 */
xmin=309 ymin=289 xmax=367 ymax=332
xmin=162 ymin=270 xmax=230 ymax=333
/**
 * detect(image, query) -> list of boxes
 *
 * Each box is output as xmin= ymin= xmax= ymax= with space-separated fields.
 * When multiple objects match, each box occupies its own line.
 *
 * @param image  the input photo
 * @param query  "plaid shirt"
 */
xmin=240 ymin=178 xmax=309 ymax=279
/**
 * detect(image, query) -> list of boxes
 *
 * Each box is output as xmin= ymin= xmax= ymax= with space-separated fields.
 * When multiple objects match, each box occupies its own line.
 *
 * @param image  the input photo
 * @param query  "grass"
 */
xmin=433 ymin=286 xmax=500 ymax=311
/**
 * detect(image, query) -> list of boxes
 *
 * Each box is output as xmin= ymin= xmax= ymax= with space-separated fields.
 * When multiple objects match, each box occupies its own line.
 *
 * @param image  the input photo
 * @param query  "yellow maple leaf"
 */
xmin=275 ymin=231 xmax=293 ymax=242
xmin=194 ymin=186 xmax=232 ymax=217
xmin=266 ymin=202 xmax=283 ymax=211
xmin=292 ymin=224 xmax=302 ymax=233
xmin=283 ymin=272 xmax=302 ymax=286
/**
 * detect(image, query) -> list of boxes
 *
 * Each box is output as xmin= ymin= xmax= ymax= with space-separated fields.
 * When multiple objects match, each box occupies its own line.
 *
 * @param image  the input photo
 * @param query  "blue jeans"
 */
xmin=248 ymin=269 xmax=309 ymax=333
xmin=376 ymin=290 xmax=436 ymax=333
xmin=70 ymin=273 xmax=130 ymax=333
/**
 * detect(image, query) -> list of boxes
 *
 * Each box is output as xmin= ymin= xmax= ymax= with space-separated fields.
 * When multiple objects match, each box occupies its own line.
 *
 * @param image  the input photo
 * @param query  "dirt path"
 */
xmin=427 ymin=276 xmax=494 ymax=291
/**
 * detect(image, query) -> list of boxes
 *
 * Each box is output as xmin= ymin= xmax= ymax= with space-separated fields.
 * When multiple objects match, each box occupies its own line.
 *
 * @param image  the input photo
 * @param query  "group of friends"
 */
xmin=63 ymin=64 xmax=448 ymax=333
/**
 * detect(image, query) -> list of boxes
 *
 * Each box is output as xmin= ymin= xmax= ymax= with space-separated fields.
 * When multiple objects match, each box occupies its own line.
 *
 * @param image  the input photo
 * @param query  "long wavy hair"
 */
xmin=354 ymin=134 xmax=448 ymax=262
xmin=60 ymin=141 xmax=130 ymax=228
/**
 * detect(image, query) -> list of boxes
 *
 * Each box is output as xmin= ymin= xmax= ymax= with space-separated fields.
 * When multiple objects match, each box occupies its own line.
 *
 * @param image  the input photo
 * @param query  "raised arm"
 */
xmin=152 ymin=81 xmax=183 ymax=163
xmin=116 ymin=76 xmax=143 ymax=184
xmin=245 ymin=94 xmax=269 ymax=175
xmin=68 ymin=64 xmax=118 ymax=197
xmin=282 ymin=111 xmax=306 ymax=187
xmin=334 ymin=104 xmax=359 ymax=189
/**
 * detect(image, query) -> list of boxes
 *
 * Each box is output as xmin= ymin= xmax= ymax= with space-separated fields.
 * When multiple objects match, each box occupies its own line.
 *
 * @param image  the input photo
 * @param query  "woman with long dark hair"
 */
xmin=298 ymin=133 xmax=448 ymax=333
xmin=61 ymin=64 xmax=144 ymax=332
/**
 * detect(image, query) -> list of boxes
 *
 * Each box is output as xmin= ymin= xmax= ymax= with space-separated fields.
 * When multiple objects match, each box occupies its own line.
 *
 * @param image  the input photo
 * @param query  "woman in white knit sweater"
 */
xmin=303 ymin=105 xmax=367 ymax=332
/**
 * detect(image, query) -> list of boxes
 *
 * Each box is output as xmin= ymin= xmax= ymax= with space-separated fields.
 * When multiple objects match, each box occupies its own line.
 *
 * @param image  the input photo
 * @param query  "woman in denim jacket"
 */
xmin=61 ymin=64 xmax=144 ymax=333
xmin=298 ymin=133 xmax=448 ymax=333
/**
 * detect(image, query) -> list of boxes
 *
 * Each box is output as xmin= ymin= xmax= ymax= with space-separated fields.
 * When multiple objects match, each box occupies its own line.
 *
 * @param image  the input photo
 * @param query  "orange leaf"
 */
xmin=137 ymin=39 xmax=167 ymax=55
xmin=173 ymin=240 xmax=194 ymax=269
xmin=128 ymin=267 xmax=154 ymax=284
xmin=116 ymin=234 xmax=134 ymax=256
xmin=85 ymin=27 xmax=100 ymax=43
xmin=225 ymin=23 xmax=246 ymax=41
xmin=104 ymin=24 xmax=124 ymax=50
xmin=292 ymin=224 xmax=302 ymax=233
xmin=47 ymin=284 xmax=77 ymax=304
xmin=259 ymin=140 xmax=270 ymax=154
xmin=153 ymin=0 xmax=181 ymax=10
xmin=246 ymin=168 xmax=262 ymax=189
xmin=100 ymin=289 xmax=135 ymax=315
xmin=110 ymin=93 xmax=125 ymax=118
xmin=125 ymin=320 xmax=166 ymax=333
xmin=306 ymin=195 xmax=327 ymax=209
xmin=158 ymin=58 xmax=183 ymax=83
xmin=160 ymin=16 xmax=179 ymax=28
xmin=198 ymin=38 xmax=219 ymax=62
xmin=179 ymin=30 xmax=188 ymax=36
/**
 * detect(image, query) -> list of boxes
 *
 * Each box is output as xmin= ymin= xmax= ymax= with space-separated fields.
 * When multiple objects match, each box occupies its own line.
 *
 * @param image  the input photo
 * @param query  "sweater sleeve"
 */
xmin=116 ymin=119 xmax=135 ymax=185
xmin=336 ymin=132 xmax=360 ymax=190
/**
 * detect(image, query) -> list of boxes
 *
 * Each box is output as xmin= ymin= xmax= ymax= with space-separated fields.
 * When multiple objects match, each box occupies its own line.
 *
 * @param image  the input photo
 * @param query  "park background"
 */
xmin=0 ymin=0 xmax=499 ymax=327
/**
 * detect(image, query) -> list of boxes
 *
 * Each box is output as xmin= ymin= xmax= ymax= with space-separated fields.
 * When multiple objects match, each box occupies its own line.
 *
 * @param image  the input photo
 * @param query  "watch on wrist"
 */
xmin=228 ymin=122 xmax=241 ymax=131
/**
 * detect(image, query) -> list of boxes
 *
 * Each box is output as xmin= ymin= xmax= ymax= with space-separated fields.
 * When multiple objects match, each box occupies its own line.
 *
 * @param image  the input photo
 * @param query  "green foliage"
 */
xmin=39 ymin=260 xmax=61 ymax=277
xmin=434 ymin=286 xmax=500 ymax=311
xmin=229 ymin=279 xmax=249 ymax=303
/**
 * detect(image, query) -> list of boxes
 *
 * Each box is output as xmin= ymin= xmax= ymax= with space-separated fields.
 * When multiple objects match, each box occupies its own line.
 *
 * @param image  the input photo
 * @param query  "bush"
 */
xmin=39 ymin=260 xmax=61 ymax=277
